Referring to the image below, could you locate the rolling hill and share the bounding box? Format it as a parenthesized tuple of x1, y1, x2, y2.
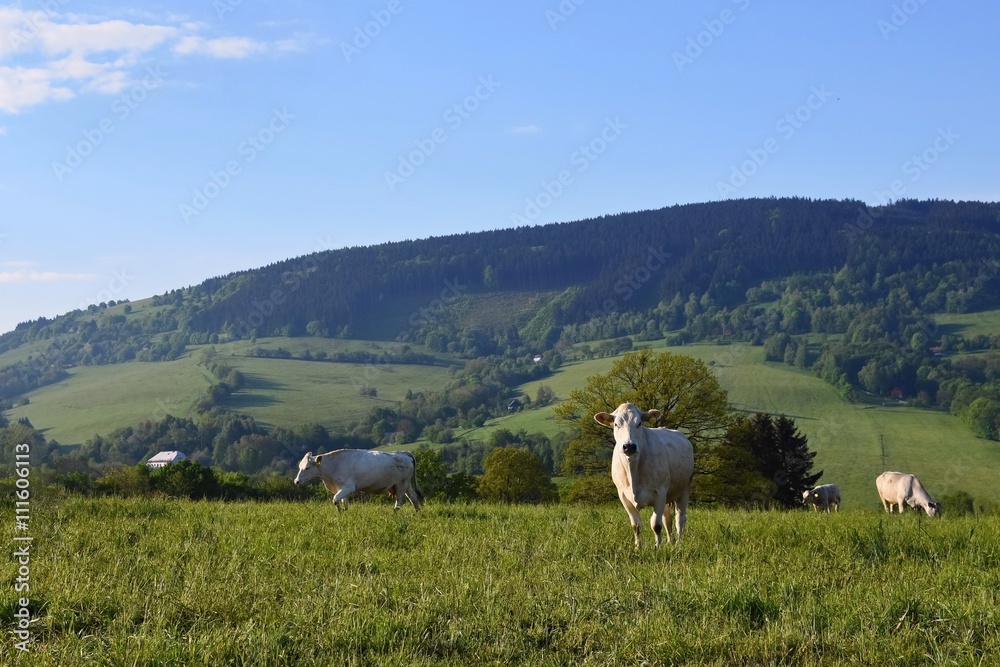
(2, 197, 1000, 508)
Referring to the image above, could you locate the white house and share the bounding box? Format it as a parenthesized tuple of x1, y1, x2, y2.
(146, 450, 188, 469)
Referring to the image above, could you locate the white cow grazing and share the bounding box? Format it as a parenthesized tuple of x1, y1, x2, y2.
(875, 471, 941, 517)
(294, 449, 424, 511)
(595, 403, 694, 548)
(802, 483, 841, 513)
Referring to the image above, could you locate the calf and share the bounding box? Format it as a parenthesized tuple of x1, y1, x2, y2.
(802, 483, 841, 513)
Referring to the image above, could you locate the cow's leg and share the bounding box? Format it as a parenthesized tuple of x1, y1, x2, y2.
(674, 490, 690, 540)
(390, 483, 406, 511)
(332, 486, 353, 511)
(649, 502, 666, 548)
(880, 497, 890, 513)
(619, 494, 642, 549)
(403, 482, 423, 511)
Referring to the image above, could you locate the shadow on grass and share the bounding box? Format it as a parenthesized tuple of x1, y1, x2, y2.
(222, 372, 286, 408)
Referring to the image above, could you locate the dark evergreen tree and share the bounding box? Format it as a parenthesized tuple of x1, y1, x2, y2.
(723, 413, 822, 508)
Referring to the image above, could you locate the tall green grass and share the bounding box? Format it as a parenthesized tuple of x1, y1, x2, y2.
(3, 497, 999, 665)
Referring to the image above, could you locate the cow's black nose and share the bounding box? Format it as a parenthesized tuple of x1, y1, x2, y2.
(622, 443, 637, 455)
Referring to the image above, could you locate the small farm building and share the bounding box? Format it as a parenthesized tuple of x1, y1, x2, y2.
(146, 450, 188, 469)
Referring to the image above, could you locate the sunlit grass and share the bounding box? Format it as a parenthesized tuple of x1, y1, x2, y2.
(2, 497, 999, 665)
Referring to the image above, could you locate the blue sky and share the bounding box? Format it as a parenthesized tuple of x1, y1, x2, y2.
(1, 0, 998, 334)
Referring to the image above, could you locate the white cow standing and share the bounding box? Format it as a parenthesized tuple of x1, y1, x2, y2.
(875, 471, 941, 517)
(802, 483, 841, 513)
(595, 403, 694, 548)
(293, 449, 424, 511)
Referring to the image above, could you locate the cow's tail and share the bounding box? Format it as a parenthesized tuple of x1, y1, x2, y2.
(406, 451, 425, 509)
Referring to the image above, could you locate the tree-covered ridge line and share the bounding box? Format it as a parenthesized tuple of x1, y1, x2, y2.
(6, 198, 998, 349)
(2, 197, 1000, 441)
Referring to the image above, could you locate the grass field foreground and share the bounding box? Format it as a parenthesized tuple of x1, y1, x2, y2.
(2, 497, 999, 665)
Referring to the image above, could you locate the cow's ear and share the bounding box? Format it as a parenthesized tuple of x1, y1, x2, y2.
(643, 409, 662, 424)
(315, 455, 323, 464)
(594, 412, 614, 427)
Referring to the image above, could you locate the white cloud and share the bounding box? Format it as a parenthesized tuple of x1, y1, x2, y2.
(0, 65, 75, 114)
(510, 124, 542, 135)
(38, 20, 178, 58)
(173, 35, 266, 59)
(0, 270, 98, 283)
(0, 8, 304, 114)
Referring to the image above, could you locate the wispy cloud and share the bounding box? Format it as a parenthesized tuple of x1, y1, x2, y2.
(0, 270, 98, 283)
(0, 8, 306, 114)
(3, 260, 37, 268)
(510, 124, 542, 135)
(173, 35, 267, 59)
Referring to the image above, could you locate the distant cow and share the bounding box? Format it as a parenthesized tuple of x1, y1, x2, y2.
(875, 471, 941, 517)
(293, 449, 424, 511)
(595, 403, 694, 548)
(802, 484, 841, 513)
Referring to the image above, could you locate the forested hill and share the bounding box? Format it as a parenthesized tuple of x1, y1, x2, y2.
(5, 196, 1000, 453)
(154, 198, 1000, 340)
(4, 198, 1000, 352)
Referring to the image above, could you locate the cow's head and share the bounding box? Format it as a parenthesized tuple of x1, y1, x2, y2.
(293, 452, 323, 486)
(925, 501, 942, 517)
(802, 489, 813, 505)
(594, 403, 661, 457)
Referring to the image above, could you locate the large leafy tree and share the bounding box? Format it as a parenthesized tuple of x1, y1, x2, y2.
(554, 348, 730, 476)
(477, 447, 557, 504)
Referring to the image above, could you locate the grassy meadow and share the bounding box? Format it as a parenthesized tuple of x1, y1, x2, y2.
(8, 330, 1000, 511)
(504, 342, 1000, 511)
(5, 337, 459, 444)
(3, 496, 999, 666)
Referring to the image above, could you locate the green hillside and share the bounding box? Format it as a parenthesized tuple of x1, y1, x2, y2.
(9, 323, 1000, 511)
(7, 337, 459, 445)
(490, 341, 1000, 510)
(8, 358, 213, 445)
(3, 198, 1000, 506)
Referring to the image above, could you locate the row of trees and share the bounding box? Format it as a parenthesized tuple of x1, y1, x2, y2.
(1, 349, 820, 509)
